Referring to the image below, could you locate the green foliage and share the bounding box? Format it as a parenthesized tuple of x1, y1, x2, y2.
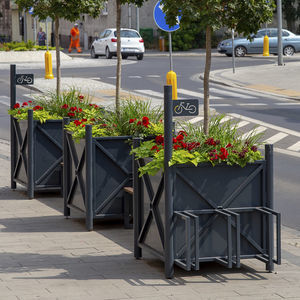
(0, 41, 60, 51)
(161, 0, 275, 37)
(282, 0, 300, 31)
(13, 47, 29, 51)
(65, 99, 164, 142)
(132, 115, 264, 176)
(140, 28, 154, 49)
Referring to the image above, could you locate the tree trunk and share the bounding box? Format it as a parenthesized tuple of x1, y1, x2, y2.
(115, 0, 122, 115)
(55, 17, 61, 96)
(203, 25, 212, 136)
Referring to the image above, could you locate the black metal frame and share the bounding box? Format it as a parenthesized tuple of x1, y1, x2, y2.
(63, 124, 133, 231)
(133, 85, 281, 278)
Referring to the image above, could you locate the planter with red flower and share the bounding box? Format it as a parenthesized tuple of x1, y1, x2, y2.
(63, 100, 163, 231)
(131, 114, 281, 278)
(8, 89, 100, 198)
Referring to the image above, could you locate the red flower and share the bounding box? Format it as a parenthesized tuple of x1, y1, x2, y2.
(94, 104, 98, 108)
(142, 116, 150, 127)
(33, 105, 43, 110)
(81, 118, 87, 122)
(151, 145, 159, 151)
(113, 124, 117, 127)
(22, 102, 28, 106)
(226, 143, 232, 148)
(89, 104, 93, 107)
(129, 118, 136, 124)
(137, 121, 142, 126)
(173, 144, 182, 150)
(155, 135, 164, 144)
(219, 148, 229, 160)
(90, 118, 95, 122)
(176, 134, 184, 141)
(74, 120, 82, 126)
(70, 106, 77, 112)
(172, 138, 177, 143)
(79, 95, 84, 99)
(61, 104, 69, 109)
(28, 100, 32, 104)
(13, 103, 20, 109)
(210, 154, 218, 161)
(101, 124, 107, 127)
(68, 112, 75, 117)
(205, 137, 216, 146)
(82, 124, 85, 128)
(17, 110, 21, 114)
(251, 145, 258, 152)
(178, 131, 187, 137)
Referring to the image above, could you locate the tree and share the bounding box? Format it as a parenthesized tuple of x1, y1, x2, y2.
(282, 0, 300, 32)
(115, 0, 147, 114)
(15, 0, 105, 96)
(161, 0, 275, 134)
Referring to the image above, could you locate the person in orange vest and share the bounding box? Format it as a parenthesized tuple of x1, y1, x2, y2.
(68, 23, 82, 53)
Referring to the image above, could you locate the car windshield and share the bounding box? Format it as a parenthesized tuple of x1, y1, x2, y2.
(114, 30, 140, 38)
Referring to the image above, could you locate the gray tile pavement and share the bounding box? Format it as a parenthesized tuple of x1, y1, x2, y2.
(1, 137, 300, 299)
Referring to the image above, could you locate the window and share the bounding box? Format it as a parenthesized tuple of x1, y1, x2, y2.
(256, 30, 266, 38)
(99, 31, 106, 39)
(114, 30, 140, 38)
(282, 30, 290, 37)
(102, 1, 108, 15)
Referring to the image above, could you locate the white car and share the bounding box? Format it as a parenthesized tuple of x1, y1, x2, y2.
(91, 28, 145, 60)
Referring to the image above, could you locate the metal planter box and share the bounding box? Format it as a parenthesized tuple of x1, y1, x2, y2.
(133, 145, 281, 278)
(11, 110, 63, 198)
(64, 125, 133, 231)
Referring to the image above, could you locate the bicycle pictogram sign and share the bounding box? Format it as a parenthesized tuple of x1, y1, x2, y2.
(172, 99, 199, 117)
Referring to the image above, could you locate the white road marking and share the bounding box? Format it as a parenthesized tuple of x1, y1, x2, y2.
(108, 76, 117, 79)
(287, 141, 300, 152)
(135, 89, 164, 98)
(241, 126, 267, 140)
(147, 75, 161, 78)
(229, 113, 300, 138)
(189, 116, 204, 124)
(235, 121, 250, 129)
(275, 103, 300, 106)
(210, 88, 257, 99)
(0, 100, 9, 106)
(273, 147, 300, 158)
(129, 76, 142, 79)
(220, 116, 233, 123)
(210, 104, 232, 107)
(264, 132, 288, 144)
(177, 88, 222, 99)
(238, 103, 267, 106)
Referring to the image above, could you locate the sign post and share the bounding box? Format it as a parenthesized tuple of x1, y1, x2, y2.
(154, 1, 181, 99)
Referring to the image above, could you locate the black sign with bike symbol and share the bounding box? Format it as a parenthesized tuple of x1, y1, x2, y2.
(172, 99, 199, 117)
(15, 74, 34, 85)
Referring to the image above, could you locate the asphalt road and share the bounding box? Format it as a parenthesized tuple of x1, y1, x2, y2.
(0, 54, 299, 230)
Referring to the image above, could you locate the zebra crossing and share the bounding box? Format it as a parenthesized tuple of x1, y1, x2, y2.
(132, 88, 300, 156)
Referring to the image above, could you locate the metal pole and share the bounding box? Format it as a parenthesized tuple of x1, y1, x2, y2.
(27, 109, 34, 199)
(277, 0, 283, 65)
(168, 32, 173, 70)
(133, 137, 143, 259)
(46, 18, 49, 51)
(63, 117, 71, 217)
(164, 85, 174, 278)
(128, 4, 132, 28)
(23, 10, 27, 42)
(265, 144, 274, 272)
(10, 64, 17, 189)
(85, 125, 94, 231)
(33, 17, 37, 45)
(231, 29, 235, 74)
(136, 6, 140, 32)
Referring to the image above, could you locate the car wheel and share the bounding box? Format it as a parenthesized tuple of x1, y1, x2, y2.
(105, 47, 112, 59)
(91, 47, 99, 59)
(225, 53, 232, 57)
(283, 45, 295, 56)
(122, 55, 128, 59)
(137, 54, 144, 61)
(235, 46, 247, 57)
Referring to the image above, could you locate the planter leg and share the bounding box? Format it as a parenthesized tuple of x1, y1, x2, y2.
(85, 125, 93, 231)
(27, 109, 34, 199)
(63, 118, 70, 218)
(123, 193, 132, 229)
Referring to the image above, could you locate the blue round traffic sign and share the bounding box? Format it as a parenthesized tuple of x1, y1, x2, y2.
(153, 1, 181, 32)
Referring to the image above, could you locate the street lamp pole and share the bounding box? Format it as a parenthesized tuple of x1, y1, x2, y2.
(277, 0, 283, 65)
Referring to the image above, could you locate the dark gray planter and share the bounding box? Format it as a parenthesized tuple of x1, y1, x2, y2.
(133, 143, 281, 277)
(64, 124, 133, 231)
(11, 110, 63, 198)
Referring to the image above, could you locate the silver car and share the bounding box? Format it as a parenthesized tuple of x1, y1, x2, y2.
(218, 28, 300, 57)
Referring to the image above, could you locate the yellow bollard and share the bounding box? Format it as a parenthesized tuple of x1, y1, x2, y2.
(263, 35, 269, 56)
(45, 51, 54, 79)
(166, 70, 178, 100)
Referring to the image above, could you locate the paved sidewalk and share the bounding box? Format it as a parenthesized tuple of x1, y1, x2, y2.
(0, 139, 300, 299)
(206, 59, 300, 100)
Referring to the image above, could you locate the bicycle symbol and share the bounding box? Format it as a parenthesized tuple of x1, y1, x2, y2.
(174, 101, 197, 115)
(16, 75, 33, 85)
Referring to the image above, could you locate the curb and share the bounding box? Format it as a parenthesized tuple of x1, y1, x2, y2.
(199, 73, 300, 101)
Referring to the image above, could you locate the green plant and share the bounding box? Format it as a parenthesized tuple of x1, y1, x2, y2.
(140, 28, 154, 49)
(132, 115, 264, 176)
(26, 40, 34, 50)
(64, 99, 164, 142)
(13, 47, 29, 51)
(8, 101, 62, 123)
